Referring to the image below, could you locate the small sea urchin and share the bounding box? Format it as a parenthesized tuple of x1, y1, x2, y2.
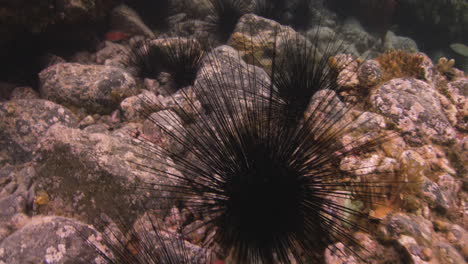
(125, 37, 205, 92)
(205, 0, 252, 42)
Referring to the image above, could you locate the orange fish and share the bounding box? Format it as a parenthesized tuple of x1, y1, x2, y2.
(104, 31, 131, 42)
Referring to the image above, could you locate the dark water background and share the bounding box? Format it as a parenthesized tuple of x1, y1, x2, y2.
(0, 0, 467, 90)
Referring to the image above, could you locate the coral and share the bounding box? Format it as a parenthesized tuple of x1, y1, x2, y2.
(375, 50, 426, 81)
(436, 57, 456, 76)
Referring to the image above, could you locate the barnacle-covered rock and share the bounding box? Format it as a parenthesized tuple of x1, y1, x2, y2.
(39, 63, 138, 115)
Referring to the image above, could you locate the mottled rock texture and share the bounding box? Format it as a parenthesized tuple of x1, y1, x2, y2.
(33, 124, 176, 227)
(0, 99, 77, 165)
(0, 164, 34, 241)
(370, 78, 456, 145)
(39, 63, 138, 114)
(0, 216, 104, 264)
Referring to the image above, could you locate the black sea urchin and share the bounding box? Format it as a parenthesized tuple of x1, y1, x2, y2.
(130, 27, 393, 263)
(125, 37, 205, 92)
(205, 0, 252, 42)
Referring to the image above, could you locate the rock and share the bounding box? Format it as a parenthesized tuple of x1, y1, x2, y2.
(340, 17, 376, 54)
(446, 225, 468, 249)
(380, 213, 433, 247)
(370, 78, 456, 145)
(9, 86, 40, 100)
(70, 51, 96, 64)
(0, 99, 78, 165)
(0, 216, 105, 263)
(420, 177, 450, 212)
(0, 0, 115, 38)
(39, 63, 138, 114)
(0, 82, 17, 100)
(78, 115, 96, 129)
(120, 90, 164, 121)
(331, 54, 360, 87)
(434, 242, 465, 264)
(162, 86, 204, 122)
(324, 242, 358, 264)
(0, 164, 35, 241)
(229, 14, 304, 65)
(436, 173, 461, 211)
(34, 124, 177, 227)
(110, 4, 156, 38)
(446, 79, 468, 131)
(195, 45, 271, 112)
(83, 123, 110, 134)
(396, 235, 430, 263)
(143, 78, 161, 94)
(95, 41, 128, 67)
(357, 59, 383, 87)
(306, 26, 336, 42)
(383, 31, 418, 53)
(142, 110, 185, 155)
(325, 232, 400, 264)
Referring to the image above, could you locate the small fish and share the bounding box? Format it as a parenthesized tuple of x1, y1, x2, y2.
(450, 43, 468, 57)
(104, 31, 131, 42)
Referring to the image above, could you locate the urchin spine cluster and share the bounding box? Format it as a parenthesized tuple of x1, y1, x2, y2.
(130, 28, 393, 263)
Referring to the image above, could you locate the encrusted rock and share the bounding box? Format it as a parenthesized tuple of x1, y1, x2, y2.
(34, 124, 177, 227)
(39, 63, 138, 114)
(0, 164, 35, 241)
(142, 110, 185, 154)
(195, 45, 271, 111)
(380, 213, 433, 247)
(370, 78, 456, 144)
(0, 216, 104, 263)
(446, 78, 468, 131)
(0, 99, 78, 165)
(0, 82, 16, 101)
(330, 54, 359, 87)
(9, 86, 40, 100)
(358, 59, 383, 87)
(396, 235, 430, 263)
(383, 31, 418, 53)
(420, 177, 450, 212)
(95, 41, 129, 67)
(120, 90, 164, 121)
(340, 17, 376, 54)
(325, 232, 400, 264)
(434, 242, 465, 264)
